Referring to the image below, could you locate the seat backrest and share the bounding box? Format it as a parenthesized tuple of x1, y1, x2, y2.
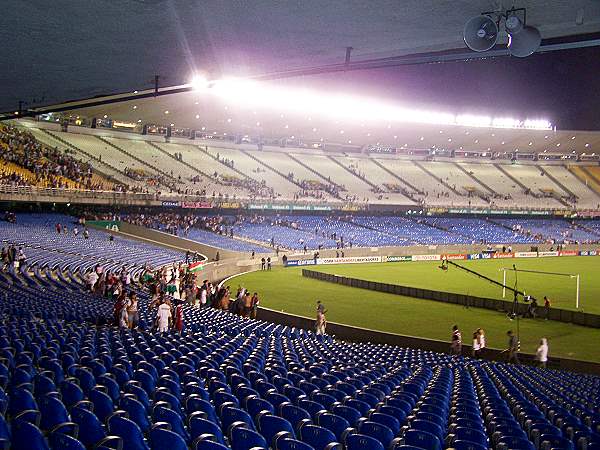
(332, 404, 362, 426)
(299, 424, 338, 450)
(71, 406, 106, 448)
(148, 427, 187, 450)
(277, 437, 316, 450)
(189, 414, 226, 445)
(107, 414, 150, 450)
(246, 396, 275, 420)
(11, 418, 49, 450)
(48, 432, 86, 450)
(401, 429, 441, 450)
(9, 387, 37, 417)
(89, 388, 114, 423)
(370, 412, 401, 435)
(193, 439, 229, 450)
(221, 406, 255, 432)
(120, 396, 150, 432)
(316, 413, 350, 441)
(345, 433, 385, 450)
(280, 403, 311, 432)
(258, 414, 295, 446)
(153, 406, 189, 441)
(230, 427, 268, 450)
(358, 420, 395, 448)
(39, 394, 69, 431)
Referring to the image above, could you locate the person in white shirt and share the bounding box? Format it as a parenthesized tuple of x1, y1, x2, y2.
(157, 300, 172, 333)
(86, 271, 98, 292)
(200, 287, 207, 307)
(536, 338, 548, 368)
(472, 331, 480, 358)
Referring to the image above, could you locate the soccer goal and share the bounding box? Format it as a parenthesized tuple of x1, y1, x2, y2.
(500, 267, 581, 309)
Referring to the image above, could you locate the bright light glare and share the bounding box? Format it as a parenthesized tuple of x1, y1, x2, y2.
(204, 78, 552, 130)
(189, 75, 209, 91)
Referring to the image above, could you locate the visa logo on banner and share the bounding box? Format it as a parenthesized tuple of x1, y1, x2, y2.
(285, 260, 316, 267)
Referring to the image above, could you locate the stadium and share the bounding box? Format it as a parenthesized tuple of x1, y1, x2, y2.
(1, 2, 600, 450)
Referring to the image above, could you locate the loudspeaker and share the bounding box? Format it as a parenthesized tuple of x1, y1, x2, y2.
(508, 25, 541, 57)
(464, 15, 499, 52)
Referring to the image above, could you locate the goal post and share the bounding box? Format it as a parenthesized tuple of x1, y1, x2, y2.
(500, 267, 581, 310)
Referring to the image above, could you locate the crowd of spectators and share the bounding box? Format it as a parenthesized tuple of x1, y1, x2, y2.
(122, 212, 199, 236)
(0, 124, 104, 190)
(135, 263, 261, 334)
(0, 167, 30, 187)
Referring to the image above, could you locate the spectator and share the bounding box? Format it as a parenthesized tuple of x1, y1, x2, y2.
(535, 338, 549, 368)
(451, 325, 462, 356)
(126, 293, 139, 329)
(261, 257, 266, 271)
(174, 302, 184, 334)
(157, 299, 172, 333)
(543, 296, 551, 320)
(267, 256, 272, 271)
(478, 328, 486, 357)
(316, 305, 327, 335)
(527, 297, 538, 318)
(250, 292, 260, 319)
(471, 331, 480, 359)
(506, 330, 519, 364)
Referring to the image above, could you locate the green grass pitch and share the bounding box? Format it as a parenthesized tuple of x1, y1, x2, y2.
(231, 257, 600, 362)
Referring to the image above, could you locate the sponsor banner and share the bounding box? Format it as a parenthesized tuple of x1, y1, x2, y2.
(181, 201, 212, 209)
(492, 253, 515, 259)
(559, 250, 579, 257)
(317, 256, 382, 265)
(284, 259, 317, 267)
(220, 202, 240, 209)
(387, 255, 413, 262)
(297, 259, 317, 266)
(412, 254, 441, 262)
(468, 253, 492, 260)
(514, 252, 538, 258)
(161, 201, 179, 207)
(249, 204, 332, 211)
(579, 250, 598, 256)
(442, 254, 467, 260)
(538, 251, 559, 257)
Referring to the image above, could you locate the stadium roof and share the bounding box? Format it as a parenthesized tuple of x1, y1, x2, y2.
(2, 0, 600, 113)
